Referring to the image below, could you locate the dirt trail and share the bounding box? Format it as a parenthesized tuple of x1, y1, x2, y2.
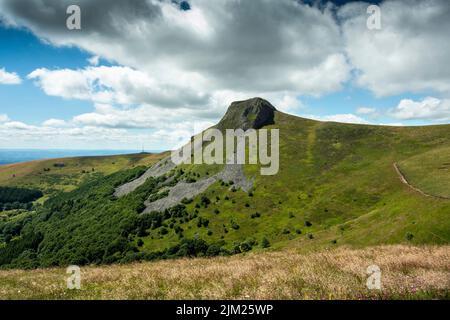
(393, 163, 449, 199)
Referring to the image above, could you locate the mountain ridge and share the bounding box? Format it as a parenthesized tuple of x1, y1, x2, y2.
(0, 98, 449, 269)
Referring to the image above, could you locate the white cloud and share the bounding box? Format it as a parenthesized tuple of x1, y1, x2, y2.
(27, 66, 210, 108)
(1, 0, 350, 99)
(389, 97, 450, 121)
(42, 118, 69, 127)
(87, 55, 100, 66)
(0, 67, 21, 84)
(303, 113, 370, 124)
(340, 0, 450, 97)
(2, 121, 34, 130)
(356, 107, 376, 115)
(0, 114, 10, 123)
(274, 94, 304, 113)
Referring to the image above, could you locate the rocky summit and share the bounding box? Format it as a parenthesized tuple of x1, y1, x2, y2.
(215, 97, 277, 131)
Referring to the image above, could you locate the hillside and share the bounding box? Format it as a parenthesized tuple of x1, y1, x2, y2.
(0, 245, 448, 299)
(0, 152, 167, 195)
(0, 98, 449, 271)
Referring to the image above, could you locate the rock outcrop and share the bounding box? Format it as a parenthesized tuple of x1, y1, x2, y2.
(114, 97, 276, 211)
(215, 97, 276, 131)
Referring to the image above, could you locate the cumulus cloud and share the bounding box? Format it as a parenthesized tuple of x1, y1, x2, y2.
(0, 67, 21, 84)
(303, 113, 370, 124)
(0, 0, 350, 97)
(356, 107, 376, 115)
(340, 0, 450, 96)
(389, 97, 450, 121)
(1, 0, 450, 150)
(27, 66, 210, 108)
(42, 118, 69, 127)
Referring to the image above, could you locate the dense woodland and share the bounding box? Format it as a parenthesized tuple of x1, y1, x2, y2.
(0, 167, 231, 269)
(0, 186, 43, 211)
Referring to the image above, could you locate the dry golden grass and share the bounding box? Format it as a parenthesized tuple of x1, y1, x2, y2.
(0, 245, 448, 300)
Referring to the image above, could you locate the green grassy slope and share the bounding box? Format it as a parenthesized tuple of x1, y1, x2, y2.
(0, 111, 449, 268)
(0, 152, 167, 195)
(398, 146, 450, 198)
(160, 112, 449, 253)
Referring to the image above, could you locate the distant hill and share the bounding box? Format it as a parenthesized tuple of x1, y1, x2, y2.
(0, 152, 167, 195)
(0, 98, 449, 270)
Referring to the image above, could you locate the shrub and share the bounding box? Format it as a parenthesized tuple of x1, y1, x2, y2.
(261, 237, 270, 248)
(307, 234, 314, 239)
(282, 228, 290, 234)
(239, 242, 252, 252)
(137, 239, 144, 247)
(181, 197, 193, 204)
(207, 230, 213, 236)
(305, 221, 312, 227)
(197, 217, 209, 228)
(200, 195, 211, 208)
(295, 229, 302, 234)
(206, 244, 221, 256)
(406, 232, 414, 241)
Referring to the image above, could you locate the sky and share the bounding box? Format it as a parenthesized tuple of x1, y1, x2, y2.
(0, 0, 449, 150)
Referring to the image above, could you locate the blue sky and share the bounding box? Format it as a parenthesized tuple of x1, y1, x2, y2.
(0, 0, 449, 150)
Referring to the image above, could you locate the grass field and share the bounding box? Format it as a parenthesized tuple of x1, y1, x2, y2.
(0, 245, 448, 299)
(0, 152, 167, 195)
(398, 146, 450, 198)
(139, 112, 450, 253)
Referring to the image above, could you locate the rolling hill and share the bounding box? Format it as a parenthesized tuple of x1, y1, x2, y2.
(0, 98, 449, 298)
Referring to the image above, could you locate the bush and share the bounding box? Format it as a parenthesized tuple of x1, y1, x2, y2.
(206, 244, 221, 256)
(295, 229, 302, 234)
(261, 237, 270, 248)
(305, 221, 312, 227)
(251, 212, 261, 219)
(200, 195, 211, 208)
(197, 217, 209, 228)
(137, 239, 144, 247)
(239, 242, 252, 252)
(181, 197, 193, 204)
(406, 232, 414, 241)
(282, 228, 290, 234)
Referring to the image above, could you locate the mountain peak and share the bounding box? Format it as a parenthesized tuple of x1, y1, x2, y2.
(216, 97, 277, 130)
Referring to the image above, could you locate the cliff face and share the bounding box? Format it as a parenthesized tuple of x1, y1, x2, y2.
(215, 97, 277, 131)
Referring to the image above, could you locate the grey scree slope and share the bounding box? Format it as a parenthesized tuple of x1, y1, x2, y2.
(114, 97, 276, 212)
